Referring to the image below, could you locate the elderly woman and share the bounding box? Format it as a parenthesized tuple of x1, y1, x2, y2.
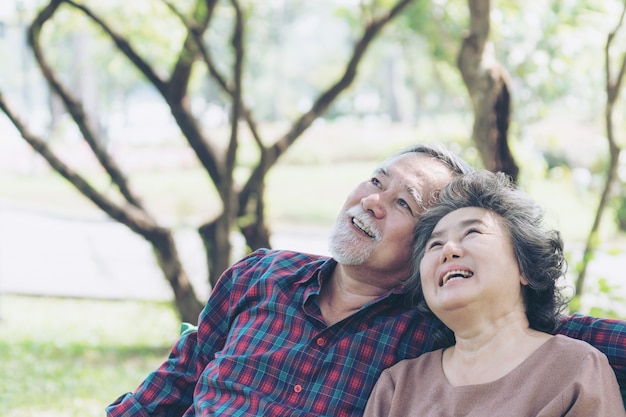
(364, 170, 625, 417)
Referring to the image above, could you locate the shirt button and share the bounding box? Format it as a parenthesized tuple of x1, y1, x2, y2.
(316, 337, 326, 347)
(294, 384, 303, 393)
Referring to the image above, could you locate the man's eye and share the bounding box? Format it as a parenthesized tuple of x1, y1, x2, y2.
(370, 177, 382, 187)
(398, 199, 413, 212)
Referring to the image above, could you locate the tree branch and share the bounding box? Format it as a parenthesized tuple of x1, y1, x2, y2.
(576, 2, 625, 297)
(238, 0, 416, 209)
(65, 0, 168, 94)
(269, 0, 416, 163)
(68, 0, 223, 185)
(225, 0, 244, 183)
(30, 0, 145, 209)
(0, 91, 159, 235)
(165, 0, 215, 102)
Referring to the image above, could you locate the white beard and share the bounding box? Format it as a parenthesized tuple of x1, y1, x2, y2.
(328, 209, 379, 265)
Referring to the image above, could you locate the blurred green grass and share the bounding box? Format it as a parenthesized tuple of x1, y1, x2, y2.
(0, 295, 180, 417)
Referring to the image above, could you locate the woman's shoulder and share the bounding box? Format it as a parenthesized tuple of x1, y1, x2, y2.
(548, 334, 611, 363)
(551, 333, 606, 351)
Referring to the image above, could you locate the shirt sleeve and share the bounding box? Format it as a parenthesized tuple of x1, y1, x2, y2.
(562, 349, 626, 416)
(555, 314, 626, 406)
(105, 250, 265, 417)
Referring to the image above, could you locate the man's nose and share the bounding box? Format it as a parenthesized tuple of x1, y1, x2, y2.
(361, 193, 386, 218)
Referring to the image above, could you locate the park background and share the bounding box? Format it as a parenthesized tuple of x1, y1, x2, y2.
(1, 0, 625, 415)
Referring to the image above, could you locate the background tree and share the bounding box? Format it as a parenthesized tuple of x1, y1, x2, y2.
(0, 0, 415, 323)
(575, 3, 626, 302)
(397, 0, 625, 310)
(1, 0, 624, 322)
(457, 0, 518, 181)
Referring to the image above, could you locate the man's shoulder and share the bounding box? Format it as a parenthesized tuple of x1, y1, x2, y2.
(222, 249, 332, 300)
(233, 248, 332, 278)
(243, 248, 330, 266)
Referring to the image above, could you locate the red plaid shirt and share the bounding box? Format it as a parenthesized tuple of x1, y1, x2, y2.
(107, 249, 626, 416)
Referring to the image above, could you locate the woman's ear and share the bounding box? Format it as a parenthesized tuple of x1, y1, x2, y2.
(519, 272, 529, 286)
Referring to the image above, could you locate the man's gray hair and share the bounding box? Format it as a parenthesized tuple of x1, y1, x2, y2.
(394, 144, 474, 177)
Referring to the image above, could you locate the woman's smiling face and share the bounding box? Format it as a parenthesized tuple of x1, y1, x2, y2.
(419, 206, 527, 320)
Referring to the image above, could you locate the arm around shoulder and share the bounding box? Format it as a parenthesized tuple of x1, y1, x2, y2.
(556, 313, 626, 404)
(563, 347, 626, 416)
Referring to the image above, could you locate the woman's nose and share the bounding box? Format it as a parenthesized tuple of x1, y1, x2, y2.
(361, 193, 386, 218)
(441, 240, 462, 263)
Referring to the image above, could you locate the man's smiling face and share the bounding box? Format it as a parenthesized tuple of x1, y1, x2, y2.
(329, 152, 455, 287)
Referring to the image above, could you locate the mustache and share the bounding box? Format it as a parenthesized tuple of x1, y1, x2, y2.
(345, 207, 381, 240)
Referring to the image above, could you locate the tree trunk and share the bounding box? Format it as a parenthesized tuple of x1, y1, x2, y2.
(148, 229, 204, 324)
(199, 215, 234, 290)
(457, 0, 519, 181)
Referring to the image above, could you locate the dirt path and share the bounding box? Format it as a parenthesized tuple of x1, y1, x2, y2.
(0, 202, 330, 301)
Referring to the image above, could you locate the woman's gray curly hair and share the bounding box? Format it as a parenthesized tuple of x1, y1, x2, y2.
(406, 170, 569, 333)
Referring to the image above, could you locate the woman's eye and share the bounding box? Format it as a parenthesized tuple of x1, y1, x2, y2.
(427, 241, 442, 250)
(370, 177, 381, 187)
(465, 228, 481, 237)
